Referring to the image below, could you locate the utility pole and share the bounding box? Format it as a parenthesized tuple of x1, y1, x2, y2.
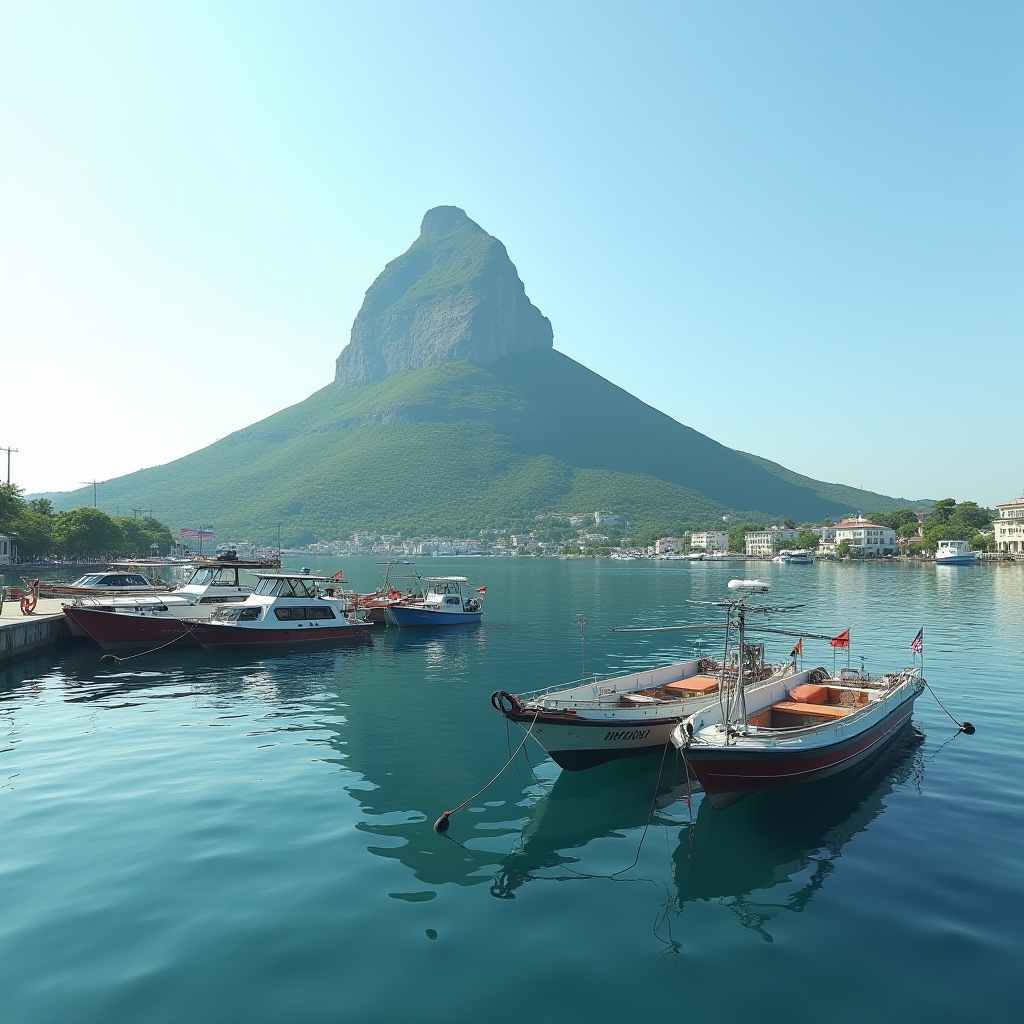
(79, 480, 102, 507)
(0, 446, 18, 485)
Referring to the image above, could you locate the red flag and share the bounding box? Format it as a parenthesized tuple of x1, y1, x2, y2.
(476, 586, 487, 595)
(791, 638, 803, 657)
(334, 571, 344, 582)
(830, 629, 850, 649)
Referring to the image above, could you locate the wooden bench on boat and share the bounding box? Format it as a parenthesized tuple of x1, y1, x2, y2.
(660, 675, 720, 698)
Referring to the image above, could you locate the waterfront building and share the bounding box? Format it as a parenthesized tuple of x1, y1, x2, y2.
(690, 531, 729, 552)
(655, 537, 681, 555)
(0, 532, 11, 565)
(994, 495, 1024, 553)
(832, 517, 898, 556)
(744, 527, 800, 556)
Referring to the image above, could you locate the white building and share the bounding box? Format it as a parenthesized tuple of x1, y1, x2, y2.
(655, 537, 681, 555)
(745, 527, 800, 557)
(832, 517, 898, 556)
(594, 511, 623, 527)
(690, 531, 729, 553)
(994, 495, 1024, 553)
(0, 532, 11, 565)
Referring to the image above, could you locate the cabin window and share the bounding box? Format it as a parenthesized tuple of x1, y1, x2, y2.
(274, 605, 336, 621)
(189, 570, 215, 586)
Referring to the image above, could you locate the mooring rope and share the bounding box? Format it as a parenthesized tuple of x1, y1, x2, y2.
(922, 676, 975, 734)
(98, 622, 198, 666)
(434, 705, 542, 832)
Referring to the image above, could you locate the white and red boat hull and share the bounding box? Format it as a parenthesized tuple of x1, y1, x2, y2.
(63, 606, 195, 651)
(681, 697, 918, 808)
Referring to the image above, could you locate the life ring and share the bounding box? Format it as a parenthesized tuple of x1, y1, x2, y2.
(490, 691, 522, 716)
(21, 592, 37, 614)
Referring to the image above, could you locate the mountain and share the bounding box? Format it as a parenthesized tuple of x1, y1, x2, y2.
(41, 207, 926, 542)
(335, 206, 552, 386)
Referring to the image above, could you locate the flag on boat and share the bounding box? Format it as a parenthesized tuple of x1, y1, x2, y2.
(476, 586, 487, 595)
(334, 570, 344, 582)
(830, 628, 851, 649)
(790, 638, 803, 657)
(911, 628, 924, 654)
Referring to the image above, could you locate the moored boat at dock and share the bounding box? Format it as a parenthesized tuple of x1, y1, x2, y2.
(61, 558, 278, 650)
(187, 572, 371, 648)
(384, 576, 483, 628)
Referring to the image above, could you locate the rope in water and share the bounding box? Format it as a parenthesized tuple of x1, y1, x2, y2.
(434, 706, 541, 832)
(922, 676, 975, 734)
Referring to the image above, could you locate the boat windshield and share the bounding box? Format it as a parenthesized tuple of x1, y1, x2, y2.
(254, 577, 317, 598)
(71, 574, 104, 587)
(187, 569, 215, 586)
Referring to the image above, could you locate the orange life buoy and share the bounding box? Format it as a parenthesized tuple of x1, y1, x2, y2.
(21, 592, 37, 614)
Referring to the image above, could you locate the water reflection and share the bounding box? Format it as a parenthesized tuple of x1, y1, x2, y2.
(492, 725, 926, 943)
(671, 725, 926, 941)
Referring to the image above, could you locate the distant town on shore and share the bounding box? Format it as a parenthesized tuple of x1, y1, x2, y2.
(4, 488, 1020, 566)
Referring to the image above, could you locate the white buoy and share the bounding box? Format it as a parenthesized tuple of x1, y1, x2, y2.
(728, 579, 769, 593)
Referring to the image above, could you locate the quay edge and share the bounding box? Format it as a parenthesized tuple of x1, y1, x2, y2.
(0, 600, 75, 664)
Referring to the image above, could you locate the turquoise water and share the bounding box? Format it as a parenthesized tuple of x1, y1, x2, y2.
(2, 558, 1022, 1023)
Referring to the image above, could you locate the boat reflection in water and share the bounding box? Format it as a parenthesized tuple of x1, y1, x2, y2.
(491, 725, 925, 934)
(673, 724, 925, 940)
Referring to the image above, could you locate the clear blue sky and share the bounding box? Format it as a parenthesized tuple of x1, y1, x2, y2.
(1, 1, 1020, 507)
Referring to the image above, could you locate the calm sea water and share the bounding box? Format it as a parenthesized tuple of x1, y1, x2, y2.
(2, 558, 1022, 1023)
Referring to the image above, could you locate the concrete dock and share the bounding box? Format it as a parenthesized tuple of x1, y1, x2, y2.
(0, 598, 73, 663)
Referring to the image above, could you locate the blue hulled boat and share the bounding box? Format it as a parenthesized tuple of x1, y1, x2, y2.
(384, 576, 483, 628)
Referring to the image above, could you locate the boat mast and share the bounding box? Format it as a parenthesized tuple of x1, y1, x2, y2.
(735, 597, 749, 734)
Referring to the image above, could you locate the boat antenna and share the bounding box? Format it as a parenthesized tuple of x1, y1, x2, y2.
(576, 614, 587, 682)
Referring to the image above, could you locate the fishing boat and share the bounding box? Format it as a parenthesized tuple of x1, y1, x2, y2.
(935, 540, 981, 565)
(671, 581, 925, 809)
(61, 558, 276, 650)
(356, 561, 423, 623)
(383, 576, 483, 628)
(186, 572, 371, 648)
(492, 649, 792, 770)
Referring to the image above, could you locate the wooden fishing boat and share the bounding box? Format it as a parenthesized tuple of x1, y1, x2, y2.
(671, 581, 925, 808)
(492, 651, 792, 771)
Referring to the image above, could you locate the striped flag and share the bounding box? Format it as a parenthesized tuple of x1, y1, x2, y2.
(790, 638, 803, 657)
(476, 586, 487, 595)
(911, 628, 924, 654)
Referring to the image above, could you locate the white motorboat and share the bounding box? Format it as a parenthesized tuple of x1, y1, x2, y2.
(492, 652, 792, 770)
(62, 558, 282, 648)
(187, 572, 371, 648)
(384, 576, 483, 627)
(935, 540, 981, 565)
(773, 549, 814, 564)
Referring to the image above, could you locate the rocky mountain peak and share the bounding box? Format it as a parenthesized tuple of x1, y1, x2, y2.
(335, 207, 553, 387)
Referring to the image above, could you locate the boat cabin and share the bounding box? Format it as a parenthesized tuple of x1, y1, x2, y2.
(206, 573, 357, 624)
(67, 571, 160, 590)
